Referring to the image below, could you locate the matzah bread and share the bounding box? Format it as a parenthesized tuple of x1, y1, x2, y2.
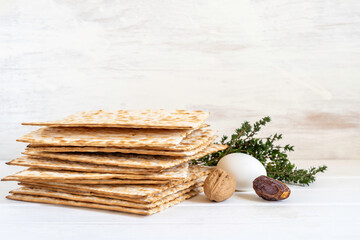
(17, 127, 196, 148)
(22, 144, 228, 169)
(2, 164, 189, 181)
(10, 165, 213, 199)
(19, 177, 205, 203)
(25, 140, 211, 157)
(5, 109, 219, 215)
(6, 188, 201, 215)
(27, 128, 216, 152)
(7, 156, 187, 174)
(10, 185, 202, 209)
(22, 109, 209, 129)
(17, 179, 169, 185)
(26, 132, 217, 156)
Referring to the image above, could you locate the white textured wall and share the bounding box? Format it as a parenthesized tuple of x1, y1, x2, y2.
(1, 0, 359, 161)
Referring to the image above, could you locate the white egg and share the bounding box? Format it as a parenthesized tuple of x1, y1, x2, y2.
(217, 153, 267, 191)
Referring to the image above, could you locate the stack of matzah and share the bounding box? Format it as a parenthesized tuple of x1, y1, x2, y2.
(2, 110, 227, 215)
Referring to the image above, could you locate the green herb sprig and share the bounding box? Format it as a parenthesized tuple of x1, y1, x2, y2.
(191, 116, 327, 185)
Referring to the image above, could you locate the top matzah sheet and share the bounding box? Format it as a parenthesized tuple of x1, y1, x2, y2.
(22, 110, 209, 129)
(17, 127, 195, 148)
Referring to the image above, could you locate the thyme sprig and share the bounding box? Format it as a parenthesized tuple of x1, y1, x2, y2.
(191, 116, 327, 185)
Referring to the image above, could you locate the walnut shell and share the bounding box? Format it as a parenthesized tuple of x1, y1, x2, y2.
(203, 168, 236, 202)
(253, 175, 291, 201)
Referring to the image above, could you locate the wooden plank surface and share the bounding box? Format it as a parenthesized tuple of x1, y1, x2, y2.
(1, 160, 359, 240)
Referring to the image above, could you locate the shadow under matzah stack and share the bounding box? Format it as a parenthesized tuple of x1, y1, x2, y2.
(2, 110, 227, 215)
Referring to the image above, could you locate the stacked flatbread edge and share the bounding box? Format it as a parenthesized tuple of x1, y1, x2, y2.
(3, 109, 227, 215)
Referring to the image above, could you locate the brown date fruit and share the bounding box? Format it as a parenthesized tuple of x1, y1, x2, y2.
(253, 175, 291, 201)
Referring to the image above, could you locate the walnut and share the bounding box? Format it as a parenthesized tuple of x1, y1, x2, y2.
(203, 168, 236, 202)
(253, 175, 291, 201)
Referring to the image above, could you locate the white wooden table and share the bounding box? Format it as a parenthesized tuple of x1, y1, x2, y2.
(1, 160, 359, 240)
